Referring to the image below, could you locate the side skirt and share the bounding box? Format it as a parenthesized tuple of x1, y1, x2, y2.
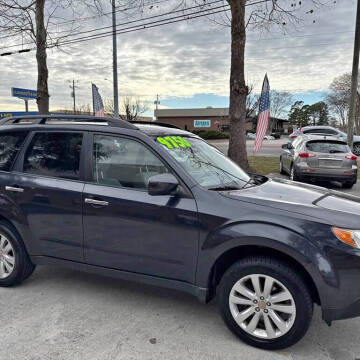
(31, 255, 208, 303)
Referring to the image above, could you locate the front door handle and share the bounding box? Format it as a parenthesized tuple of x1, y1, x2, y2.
(84, 198, 109, 206)
(5, 186, 24, 193)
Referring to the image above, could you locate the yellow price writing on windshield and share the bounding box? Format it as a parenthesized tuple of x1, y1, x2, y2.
(157, 136, 191, 149)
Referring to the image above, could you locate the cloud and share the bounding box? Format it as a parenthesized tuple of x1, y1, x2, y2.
(0, 0, 356, 112)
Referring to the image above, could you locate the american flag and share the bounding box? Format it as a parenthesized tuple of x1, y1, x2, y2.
(254, 74, 270, 153)
(92, 83, 105, 117)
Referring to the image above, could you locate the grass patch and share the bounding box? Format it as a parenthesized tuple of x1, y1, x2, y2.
(248, 156, 279, 175)
(248, 156, 360, 178)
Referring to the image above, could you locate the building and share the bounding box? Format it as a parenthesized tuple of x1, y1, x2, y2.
(155, 107, 289, 134)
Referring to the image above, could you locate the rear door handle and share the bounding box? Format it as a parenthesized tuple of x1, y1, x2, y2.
(5, 186, 24, 193)
(84, 198, 109, 206)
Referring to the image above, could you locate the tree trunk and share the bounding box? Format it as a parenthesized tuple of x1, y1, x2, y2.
(227, 0, 249, 170)
(35, 0, 49, 114)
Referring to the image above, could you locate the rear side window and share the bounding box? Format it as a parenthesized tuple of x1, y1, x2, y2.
(23, 132, 83, 180)
(0, 132, 28, 171)
(303, 128, 337, 135)
(306, 141, 349, 154)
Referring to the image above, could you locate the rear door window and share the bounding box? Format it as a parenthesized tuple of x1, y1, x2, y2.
(23, 132, 83, 180)
(306, 141, 349, 154)
(0, 131, 28, 171)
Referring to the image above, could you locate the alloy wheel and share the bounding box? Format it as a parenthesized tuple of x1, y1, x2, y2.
(353, 144, 360, 156)
(0, 234, 15, 279)
(228, 274, 296, 340)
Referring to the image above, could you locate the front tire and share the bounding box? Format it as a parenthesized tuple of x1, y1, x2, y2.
(353, 143, 360, 156)
(217, 257, 313, 350)
(0, 221, 36, 287)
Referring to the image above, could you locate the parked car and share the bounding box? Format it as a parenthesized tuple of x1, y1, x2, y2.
(289, 126, 360, 155)
(247, 132, 256, 139)
(3, 115, 360, 350)
(264, 135, 275, 140)
(280, 134, 358, 188)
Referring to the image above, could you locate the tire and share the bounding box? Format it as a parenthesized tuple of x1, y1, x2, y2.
(217, 257, 313, 350)
(343, 181, 355, 189)
(0, 221, 36, 287)
(289, 164, 299, 181)
(279, 158, 286, 175)
(353, 143, 360, 156)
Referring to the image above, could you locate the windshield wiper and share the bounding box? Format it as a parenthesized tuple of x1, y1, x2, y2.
(208, 185, 242, 191)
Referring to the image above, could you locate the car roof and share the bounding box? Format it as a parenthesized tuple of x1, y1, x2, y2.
(302, 134, 347, 143)
(302, 125, 337, 130)
(0, 115, 196, 138)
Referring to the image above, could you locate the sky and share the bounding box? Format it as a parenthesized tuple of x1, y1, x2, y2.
(0, 0, 357, 118)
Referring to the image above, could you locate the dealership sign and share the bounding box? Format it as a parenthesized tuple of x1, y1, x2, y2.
(11, 87, 37, 100)
(194, 119, 211, 128)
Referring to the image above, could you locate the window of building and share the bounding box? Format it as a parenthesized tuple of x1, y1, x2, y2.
(23, 132, 83, 180)
(0, 131, 28, 171)
(93, 135, 168, 189)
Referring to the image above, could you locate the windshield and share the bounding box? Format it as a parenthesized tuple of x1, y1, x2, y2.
(154, 135, 251, 189)
(306, 140, 349, 154)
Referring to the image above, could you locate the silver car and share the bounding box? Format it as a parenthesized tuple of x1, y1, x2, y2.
(280, 135, 358, 188)
(289, 125, 360, 155)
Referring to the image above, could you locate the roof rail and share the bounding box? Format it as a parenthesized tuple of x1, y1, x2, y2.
(129, 121, 182, 130)
(0, 115, 138, 130)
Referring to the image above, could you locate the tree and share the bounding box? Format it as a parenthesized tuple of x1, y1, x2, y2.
(268, 90, 293, 132)
(105, 97, 148, 121)
(288, 101, 310, 128)
(0, 0, 102, 114)
(307, 101, 329, 126)
(326, 73, 351, 129)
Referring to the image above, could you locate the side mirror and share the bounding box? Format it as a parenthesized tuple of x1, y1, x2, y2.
(148, 173, 179, 196)
(282, 143, 292, 150)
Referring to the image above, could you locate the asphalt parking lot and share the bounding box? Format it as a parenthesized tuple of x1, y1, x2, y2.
(209, 138, 287, 157)
(3, 265, 360, 360)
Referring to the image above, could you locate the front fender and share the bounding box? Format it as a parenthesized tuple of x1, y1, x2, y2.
(195, 221, 336, 309)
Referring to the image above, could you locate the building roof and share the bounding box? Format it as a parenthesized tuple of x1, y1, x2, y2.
(155, 107, 229, 118)
(155, 107, 288, 122)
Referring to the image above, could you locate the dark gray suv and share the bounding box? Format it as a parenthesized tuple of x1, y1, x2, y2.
(2, 115, 360, 350)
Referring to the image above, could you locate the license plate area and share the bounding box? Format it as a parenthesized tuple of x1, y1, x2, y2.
(319, 159, 342, 168)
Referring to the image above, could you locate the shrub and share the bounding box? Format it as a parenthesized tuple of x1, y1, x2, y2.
(193, 130, 229, 140)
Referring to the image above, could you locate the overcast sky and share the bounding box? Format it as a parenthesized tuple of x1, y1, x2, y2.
(0, 0, 357, 116)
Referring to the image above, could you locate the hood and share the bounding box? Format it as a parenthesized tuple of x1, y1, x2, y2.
(223, 178, 360, 228)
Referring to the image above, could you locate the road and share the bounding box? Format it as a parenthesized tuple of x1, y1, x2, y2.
(208, 138, 287, 157)
(2, 266, 360, 360)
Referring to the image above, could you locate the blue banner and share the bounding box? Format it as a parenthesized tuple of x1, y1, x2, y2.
(11, 87, 37, 100)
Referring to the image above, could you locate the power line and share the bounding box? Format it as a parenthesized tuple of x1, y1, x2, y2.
(0, 0, 229, 51)
(1, 0, 270, 53)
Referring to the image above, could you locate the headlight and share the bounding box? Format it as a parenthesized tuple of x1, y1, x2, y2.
(332, 227, 360, 248)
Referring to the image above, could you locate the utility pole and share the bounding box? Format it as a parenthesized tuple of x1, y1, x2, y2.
(154, 94, 160, 110)
(68, 80, 79, 113)
(112, 0, 119, 118)
(348, 0, 360, 149)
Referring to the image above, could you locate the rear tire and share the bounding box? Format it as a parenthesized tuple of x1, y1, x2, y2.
(343, 181, 355, 189)
(217, 257, 313, 350)
(0, 221, 36, 287)
(290, 164, 299, 181)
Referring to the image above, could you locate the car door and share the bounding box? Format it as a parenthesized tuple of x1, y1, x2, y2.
(9, 130, 86, 262)
(83, 133, 199, 283)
